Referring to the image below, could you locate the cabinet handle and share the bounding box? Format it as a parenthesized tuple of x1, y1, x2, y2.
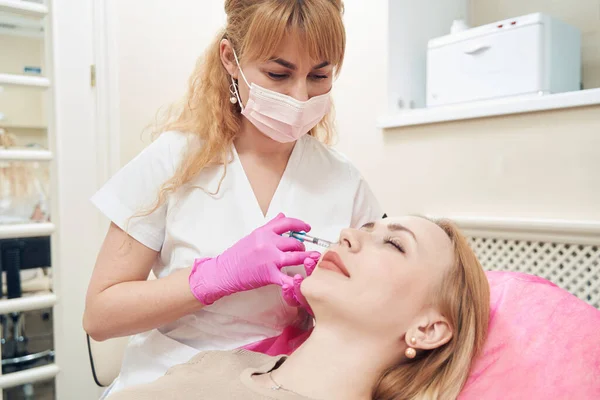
(464, 44, 491, 55)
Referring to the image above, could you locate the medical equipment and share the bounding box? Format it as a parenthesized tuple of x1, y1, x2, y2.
(289, 232, 332, 248)
(426, 13, 581, 106)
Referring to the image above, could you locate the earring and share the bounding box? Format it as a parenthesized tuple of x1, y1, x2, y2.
(405, 337, 417, 359)
(229, 82, 238, 104)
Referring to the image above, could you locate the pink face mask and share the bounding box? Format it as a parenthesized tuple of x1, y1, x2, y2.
(232, 50, 331, 143)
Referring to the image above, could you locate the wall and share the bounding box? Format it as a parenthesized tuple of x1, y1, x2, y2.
(471, 0, 600, 89)
(112, 0, 600, 224)
(334, 0, 600, 221)
(112, 0, 226, 165)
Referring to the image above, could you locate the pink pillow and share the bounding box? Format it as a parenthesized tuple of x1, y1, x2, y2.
(460, 271, 600, 399)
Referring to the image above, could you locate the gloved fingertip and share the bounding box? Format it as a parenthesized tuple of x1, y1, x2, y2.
(282, 284, 290, 290)
(309, 252, 321, 259)
(293, 274, 303, 281)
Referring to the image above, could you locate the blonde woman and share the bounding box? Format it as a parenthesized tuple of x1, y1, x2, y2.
(108, 216, 491, 400)
(84, 0, 383, 395)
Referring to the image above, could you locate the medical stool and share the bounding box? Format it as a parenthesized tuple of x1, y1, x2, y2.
(0, 236, 54, 399)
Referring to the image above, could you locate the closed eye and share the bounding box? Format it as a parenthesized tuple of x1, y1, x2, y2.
(267, 72, 289, 80)
(385, 237, 405, 254)
(310, 74, 329, 80)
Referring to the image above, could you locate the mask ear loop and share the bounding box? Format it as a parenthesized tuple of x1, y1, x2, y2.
(231, 48, 251, 88)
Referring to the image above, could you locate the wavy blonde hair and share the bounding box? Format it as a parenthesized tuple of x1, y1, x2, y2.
(145, 0, 346, 212)
(372, 219, 490, 400)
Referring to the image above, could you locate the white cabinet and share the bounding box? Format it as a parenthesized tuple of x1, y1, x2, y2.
(426, 13, 581, 107)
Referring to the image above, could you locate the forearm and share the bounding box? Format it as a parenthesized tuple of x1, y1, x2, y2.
(84, 267, 203, 341)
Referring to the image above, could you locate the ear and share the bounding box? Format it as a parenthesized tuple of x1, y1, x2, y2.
(405, 311, 453, 351)
(219, 39, 238, 79)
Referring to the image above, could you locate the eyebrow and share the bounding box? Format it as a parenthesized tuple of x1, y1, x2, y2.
(270, 58, 330, 70)
(388, 223, 417, 242)
(361, 222, 417, 242)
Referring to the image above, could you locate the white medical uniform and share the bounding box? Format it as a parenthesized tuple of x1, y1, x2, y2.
(91, 131, 382, 396)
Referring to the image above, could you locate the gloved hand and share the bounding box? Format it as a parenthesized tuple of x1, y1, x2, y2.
(189, 213, 321, 306)
(282, 257, 318, 316)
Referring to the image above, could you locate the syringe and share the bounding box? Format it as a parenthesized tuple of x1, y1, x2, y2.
(289, 231, 333, 248)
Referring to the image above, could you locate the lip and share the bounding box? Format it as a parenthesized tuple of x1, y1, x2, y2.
(318, 251, 350, 278)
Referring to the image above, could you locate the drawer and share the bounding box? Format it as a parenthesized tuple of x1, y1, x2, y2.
(427, 24, 543, 106)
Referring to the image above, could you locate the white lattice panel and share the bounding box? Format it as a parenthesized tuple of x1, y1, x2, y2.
(468, 237, 600, 309)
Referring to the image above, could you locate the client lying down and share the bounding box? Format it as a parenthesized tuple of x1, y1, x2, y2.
(108, 216, 490, 400)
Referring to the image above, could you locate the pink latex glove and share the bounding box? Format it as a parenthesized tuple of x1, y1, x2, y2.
(189, 213, 321, 306)
(282, 257, 318, 316)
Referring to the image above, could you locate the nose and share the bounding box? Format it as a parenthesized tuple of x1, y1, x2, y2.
(289, 79, 309, 102)
(338, 228, 362, 253)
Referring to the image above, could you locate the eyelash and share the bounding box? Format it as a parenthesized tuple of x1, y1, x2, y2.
(267, 72, 329, 81)
(385, 237, 405, 254)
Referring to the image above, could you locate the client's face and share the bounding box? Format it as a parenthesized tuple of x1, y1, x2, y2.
(303, 216, 454, 337)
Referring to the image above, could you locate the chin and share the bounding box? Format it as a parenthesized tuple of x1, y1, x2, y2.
(302, 272, 332, 301)
(302, 270, 347, 310)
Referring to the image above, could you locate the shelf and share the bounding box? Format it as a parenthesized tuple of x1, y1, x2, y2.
(0, 73, 50, 88)
(0, 0, 48, 18)
(0, 149, 52, 161)
(0, 123, 47, 130)
(0, 222, 55, 239)
(377, 88, 600, 128)
(0, 293, 56, 314)
(0, 364, 59, 389)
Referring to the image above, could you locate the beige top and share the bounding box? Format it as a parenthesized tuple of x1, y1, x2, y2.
(107, 349, 316, 400)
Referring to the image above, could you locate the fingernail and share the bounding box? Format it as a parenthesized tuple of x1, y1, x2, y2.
(294, 274, 303, 281)
(309, 252, 321, 259)
(282, 284, 289, 290)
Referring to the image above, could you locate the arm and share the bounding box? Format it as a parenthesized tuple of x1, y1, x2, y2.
(83, 223, 203, 341)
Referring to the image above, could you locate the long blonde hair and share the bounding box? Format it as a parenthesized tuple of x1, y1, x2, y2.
(147, 0, 346, 211)
(372, 219, 490, 400)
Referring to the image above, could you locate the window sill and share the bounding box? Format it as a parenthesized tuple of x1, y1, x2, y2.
(377, 88, 600, 129)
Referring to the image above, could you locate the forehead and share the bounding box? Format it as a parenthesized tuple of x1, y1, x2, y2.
(269, 34, 328, 65)
(367, 217, 453, 259)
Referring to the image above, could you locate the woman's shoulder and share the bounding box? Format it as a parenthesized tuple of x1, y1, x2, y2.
(300, 135, 362, 181)
(149, 131, 201, 154)
(134, 131, 202, 170)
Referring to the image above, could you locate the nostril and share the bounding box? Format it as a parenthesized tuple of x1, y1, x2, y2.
(343, 238, 351, 248)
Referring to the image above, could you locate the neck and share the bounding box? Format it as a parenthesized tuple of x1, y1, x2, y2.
(234, 118, 295, 157)
(271, 325, 396, 400)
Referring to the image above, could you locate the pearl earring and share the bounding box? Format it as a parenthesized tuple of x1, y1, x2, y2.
(405, 337, 417, 359)
(229, 82, 238, 104)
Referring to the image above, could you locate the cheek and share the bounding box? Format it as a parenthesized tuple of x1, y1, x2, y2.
(308, 80, 333, 97)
